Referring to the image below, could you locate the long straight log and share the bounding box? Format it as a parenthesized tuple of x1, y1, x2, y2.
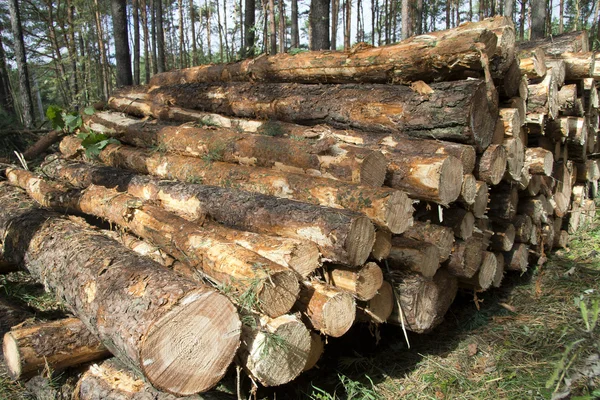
(57, 139, 412, 235)
(0, 183, 241, 396)
(147, 23, 498, 86)
(149, 79, 498, 151)
(547, 52, 600, 80)
(87, 112, 387, 187)
(6, 169, 300, 318)
(44, 156, 376, 266)
(518, 30, 589, 56)
(3, 318, 110, 380)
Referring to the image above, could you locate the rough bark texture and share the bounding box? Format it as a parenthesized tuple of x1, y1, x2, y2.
(401, 221, 455, 263)
(148, 24, 497, 86)
(387, 269, 458, 334)
(518, 30, 589, 56)
(3, 317, 110, 380)
(548, 52, 600, 80)
(45, 155, 375, 266)
(57, 139, 410, 235)
(0, 183, 241, 396)
(149, 79, 498, 152)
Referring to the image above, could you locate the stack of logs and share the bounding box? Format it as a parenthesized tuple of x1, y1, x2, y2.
(1, 16, 598, 398)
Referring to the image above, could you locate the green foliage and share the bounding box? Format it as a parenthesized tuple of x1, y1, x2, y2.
(46, 104, 91, 133)
(46, 105, 65, 129)
(76, 131, 120, 159)
(257, 120, 285, 137)
(258, 331, 290, 358)
(288, 48, 307, 55)
(310, 374, 381, 400)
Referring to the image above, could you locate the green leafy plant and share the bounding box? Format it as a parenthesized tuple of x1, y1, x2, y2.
(257, 120, 285, 137)
(76, 131, 120, 159)
(46, 105, 93, 133)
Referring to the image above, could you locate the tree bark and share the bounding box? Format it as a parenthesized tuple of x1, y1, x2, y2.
(3, 318, 110, 381)
(518, 30, 589, 56)
(310, 0, 330, 50)
(0, 183, 241, 396)
(112, 0, 133, 87)
(149, 80, 497, 152)
(244, 0, 256, 56)
(290, 0, 299, 48)
(132, 0, 141, 84)
(155, 0, 167, 72)
(8, 0, 35, 128)
(56, 140, 411, 234)
(530, 0, 546, 39)
(148, 24, 498, 86)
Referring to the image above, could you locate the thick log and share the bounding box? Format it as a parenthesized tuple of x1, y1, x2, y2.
(3, 318, 110, 380)
(548, 52, 600, 80)
(7, 169, 299, 318)
(498, 108, 521, 137)
(459, 251, 497, 291)
(0, 183, 241, 396)
(527, 72, 559, 119)
(469, 16, 516, 75)
(295, 281, 355, 337)
(420, 207, 475, 240)
(401, 221, 455, 263)
(303, 332, 324, 371)
(324, 262, 383, 301)
(237, 314, 311, 386)
(371, 229, 392, 261)
(518, 30, 589, 56)
(384, 153, 464, 205)
(518, 195, 552, 225)
(459, 173, 478, 205)
(355, 281, 394, 324)
(504, 243, 530, 272)
(149, 79, 498, 152)
(525, 148, 554, 176)
(444, 236, 483, 279)
(73, 359, 232, 400)
(57, 139, 412, 235)
(492, 252, 505, 287)
(87, 112, 387, 187)
(558, 84, 578, 111)
(518, 48, 547, 79)
(45, 156, 376, 266)
(489, 183, 519, 220)
(496, 59, 522, 98)
(502, 97, 527, 127)
(387, 237, 441, 278)
(476, 144, 507, 185)
(387, 269, 458, 334)
(513, 214, 534, 243)
(147, 23, 498, 86)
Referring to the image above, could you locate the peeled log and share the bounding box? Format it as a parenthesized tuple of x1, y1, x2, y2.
(6, 169, 299, 318)
(0, 183, 241, 396)
(149, 79, 498, 152)
(148, 24, 498, 86)
(384, 153, 464, 205)
(444, 236, 484, 279)
(295, 281, 356, 337)
(388, 237, 441, 278)
(401, 221, 455, 263)
(504, 243, 530, 272)
(325, 262, 383, 301)
(356, 281, 394, 324)
(57, 139, 411, 235)
(387, 269, 458, 334)
(476, 144, 507, 185)
(3, 318, 110, 380)
(87, 112, 386, 187)
(237, 314, 311, 386)
(44, 155, 375, 266)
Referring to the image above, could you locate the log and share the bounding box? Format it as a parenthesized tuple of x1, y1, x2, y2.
(0, 297, 32, 337)
(87, 112, 387, 187)
(384, 153, 464, 205)
(3, 318, 110, 380)
(459, 251, 497, 291)
(387, 237, 440, 278)
(295, 281, 356, 337)
(496, 59, 522, 98)
(459, 173, 478, 205)
(303, 332, 324, 371)
(0, 245, 20, 274)
(504, 243, 530, 272)
(518, 48, 547, 79)
(558, 84, 578, 111)
(518, 195, 552, 225)
(475, 143, 507, 185)
(324, 262, 383, 301)
(492, 252, 505, 288)
(355, 281, 394, 324)
(6, 169, 299, 318)
(547, 52, 600, 80)
(526, 174, 542, 196)
(502, 97, 526, 127)
(527, 72, 559, 119)
(503, 137, 525, 181)
(371, 229, 392, 261)
(401, 221, 455, 263)
(148, 24, 498, 86)
(467, 180, 489, 218)
(444, 236, 484, 279)
(101, 230, 176, 267)
(490, 221, 516, 252)
(149, 79, 498, 152)
(22, 130, 64, 160)
(525, 147, 554, 176)
(470, 16, 516, 75)
(498, 108, 521, 137)
(0, 183, 241, 396)
(44, 156, 376, 266)
(489, 183, 519, 220)
(547, 62, 567, 87)
(518, 30, 589, 56)
(73, 359, 232, 400)
(513, 214, 534, 243)
(387, 269, 458, 334)
(575, 160, 600, 182)
(57, 139, 412, 235)
(237, 314, 311, 386)
(420, 207, 475, 240)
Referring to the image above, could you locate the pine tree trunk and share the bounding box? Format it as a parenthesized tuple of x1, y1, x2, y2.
(112, 0, 133, 86)
(156, 0, 167, 72)
(310, 0, 330, 50)
(530, 0, 547, 39)
(244, 0, 256, 55)
(344, 0, 351, 50)
(132, 0, 141, 84)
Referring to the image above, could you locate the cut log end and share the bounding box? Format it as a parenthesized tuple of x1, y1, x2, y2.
(258, 271, 301, 318)
(303, 332, 324, 372)
(460, 174, 478, 206)
(477, 144, 507, 185)
(384, 191, 415, 234)
(357, 280, 394, 324)
(140, 289, 241, 395)
(371, 230, 392, 261)
(470, 81, 497, 152)
(3, 332, 23, 380)
(345, 216, 376, 266)
(288, 242, 322, 278)
(360, 151, 388, 187)
(439, 156, 465, 205)
(322, 291, 356, 337)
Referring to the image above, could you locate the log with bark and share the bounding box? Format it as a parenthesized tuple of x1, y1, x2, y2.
(513, 214, 534, 243)
(6, 168, 300, 318)
(401, 221, 455, 263)
(459, 174, 478, 205)
(547, 52, 600, 80)
(149, 79, 498, 151)
(3, 317, 111, 380)
(387, 269, 458, 334)
(0, 183, 241, 395)
(558, 84, 579, 113)
(465, 180, 490, 218)
(504, 243, 530, 272)
(527, 72, 559, 119)
(489, 183, 519, 220)
(87, 112, 387, 187)
(525, 148, 554, 176)
(387, 237, 441, 278)
(324, 262, 383, 301)
(518, 30, 589, 56)
(57, 139, 412, 235)
(43, 156, 376, 266)
(147, 23, 498, 86)
(490, 221, 516, 252)
(463, 16, 516, 75)
(518, 48, 547, 79)
(100, 230, 176, 267)
(444, 236, 484, 279)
